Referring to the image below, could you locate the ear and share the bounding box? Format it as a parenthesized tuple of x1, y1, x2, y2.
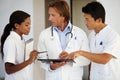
(61, 16, 65, 21)
(14, 23, 19, 29)
(96, 18, 102, 23)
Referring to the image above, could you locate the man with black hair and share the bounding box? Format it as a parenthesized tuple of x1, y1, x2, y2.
(68, 1, 120, 80)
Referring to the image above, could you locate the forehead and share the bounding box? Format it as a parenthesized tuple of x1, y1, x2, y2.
(84, 13, 93, 18)
(24, 17, 30, 21)
(21, 17, 30, 24)
(49, 7, 60, 14)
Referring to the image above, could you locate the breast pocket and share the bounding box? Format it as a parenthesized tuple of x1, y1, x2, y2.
(65, 38, 81, 53)
(96, 41, 105, 52)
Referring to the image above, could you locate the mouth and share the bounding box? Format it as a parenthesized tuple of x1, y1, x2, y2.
(50, 22, 55, 26)
(25, 30, 30, 35)
(51, 22, 54, 24)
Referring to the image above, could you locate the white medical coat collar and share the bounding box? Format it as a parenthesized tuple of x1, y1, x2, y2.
(10, 31, 23, 40)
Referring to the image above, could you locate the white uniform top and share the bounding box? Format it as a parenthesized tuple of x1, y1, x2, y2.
(89, 25, 120, 80)
(3, 31, 33, 80)
(37, 22, 90, 80)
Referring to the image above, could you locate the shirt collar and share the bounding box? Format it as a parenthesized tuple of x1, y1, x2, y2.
(10, 31, 23, 40)
(53, 21, 72, 33)
(93, 25, 109, 36)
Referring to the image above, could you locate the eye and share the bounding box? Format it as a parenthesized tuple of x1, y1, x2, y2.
(25, 22, 30, 26)
(51, 14, 55, 17)
(25, 24, 28, 26)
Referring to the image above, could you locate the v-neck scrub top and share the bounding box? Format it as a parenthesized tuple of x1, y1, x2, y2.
(89, 25, 120, 80)
(3, 31, 33, 80)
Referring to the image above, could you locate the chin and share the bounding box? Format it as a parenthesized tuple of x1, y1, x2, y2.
(51, 23, 56, 26)
(51, 24, 55, 27)
(24, 32, 29, 35)
(87, 27, 92, 30)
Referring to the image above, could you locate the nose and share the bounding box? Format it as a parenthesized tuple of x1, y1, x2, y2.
(48, 16, 51, 21)
(84, 20, 87, 25)
(27, 25, 30, 31)
(28, 24, 30, 28)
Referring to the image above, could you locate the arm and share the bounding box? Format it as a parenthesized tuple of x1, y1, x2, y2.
(72, 30, 90, 66)
(80, 50, 113, 64)
(5, 50, 38, 74)
(69, 50, 112, 64)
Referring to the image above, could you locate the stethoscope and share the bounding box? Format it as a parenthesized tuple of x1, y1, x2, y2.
(51, 25, 73, 40)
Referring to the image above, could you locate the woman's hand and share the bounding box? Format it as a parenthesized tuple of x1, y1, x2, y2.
(28, 50, 38, 64)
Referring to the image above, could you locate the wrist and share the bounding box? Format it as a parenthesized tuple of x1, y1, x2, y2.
(79, 51, 82, 55)
(50, 65, 56, 70)
(26, 59, 32, 64)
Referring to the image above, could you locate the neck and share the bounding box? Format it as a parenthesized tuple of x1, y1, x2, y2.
(95, 23, 107, 33)
(14, 30, 23, 39)
(57, 22, 68, 31)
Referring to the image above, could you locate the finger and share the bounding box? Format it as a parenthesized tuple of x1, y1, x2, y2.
(68, 54, 72, 59)
(50, 61, 53, 64)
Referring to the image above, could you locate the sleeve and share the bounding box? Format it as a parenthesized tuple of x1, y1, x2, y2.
(3, 38, 16, 64)
(104, 34, 120, 59)
(37, 31, 52, 71)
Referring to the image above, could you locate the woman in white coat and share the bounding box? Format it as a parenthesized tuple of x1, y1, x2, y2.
(1, 10, 38, 80)
(37, 0, 90, 80)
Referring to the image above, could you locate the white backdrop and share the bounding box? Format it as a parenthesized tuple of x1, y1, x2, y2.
(97, 0, 120, 35)
(0, 0, 33, 40)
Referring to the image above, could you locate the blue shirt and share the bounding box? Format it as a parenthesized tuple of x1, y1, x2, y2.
(53, 24, 71, 50)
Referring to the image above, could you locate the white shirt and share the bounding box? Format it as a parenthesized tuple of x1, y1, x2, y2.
(89, 25, 120, 80)
(3, 31, 33, 80)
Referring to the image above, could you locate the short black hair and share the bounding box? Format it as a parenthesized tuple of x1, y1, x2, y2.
(82, 1, 105, 23)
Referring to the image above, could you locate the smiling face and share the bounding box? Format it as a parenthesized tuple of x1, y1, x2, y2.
(48, 7, 65, 27)
(15, 17, 31, 36)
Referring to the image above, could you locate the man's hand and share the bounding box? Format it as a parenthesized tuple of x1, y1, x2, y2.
(59, 51, 69, 59)
(68, 51, 81, 59)
(50, 61, 66, 70)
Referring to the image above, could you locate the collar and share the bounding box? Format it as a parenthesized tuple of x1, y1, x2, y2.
(10, 31, 23, 40)
(53, 21, 72, 32)
(93, 25, 109, 36)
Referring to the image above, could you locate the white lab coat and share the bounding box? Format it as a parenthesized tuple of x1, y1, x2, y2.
(37, 23, 90, 80)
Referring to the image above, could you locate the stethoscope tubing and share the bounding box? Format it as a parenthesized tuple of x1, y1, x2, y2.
(51, 25, 73, 39)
